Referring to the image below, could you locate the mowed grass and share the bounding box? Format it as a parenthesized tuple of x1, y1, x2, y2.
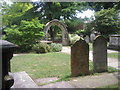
(108, 52, 120, 59)
(11, 53, 71, 79)
(11, 52, 119, 80)
(94, 83, 120, 89)
(89, 43, 93, 51)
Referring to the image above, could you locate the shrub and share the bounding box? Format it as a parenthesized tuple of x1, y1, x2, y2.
(75, 29, 91, 36)
(32, 43, 51, 53)
(3, 18, 45, 52)
(50, 43, 62, 52)
(69, 34, 80, 45)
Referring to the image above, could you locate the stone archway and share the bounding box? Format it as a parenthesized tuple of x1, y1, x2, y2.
(44, 19, 70, 46)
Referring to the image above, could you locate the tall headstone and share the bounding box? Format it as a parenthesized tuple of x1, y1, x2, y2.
(93, 36, 107, 72)
(71, 38, 89, 76)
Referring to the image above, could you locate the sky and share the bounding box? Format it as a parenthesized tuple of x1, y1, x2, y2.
(76, 9, 95, 18)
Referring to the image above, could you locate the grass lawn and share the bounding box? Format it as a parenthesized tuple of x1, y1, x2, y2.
(99, 83, 119, 88)
(94, 83, 119, 89)
(89, 43, 93, 51)
(11, 52, 119, 80)
(108, 52, 120, 59)
(11, 53, 71, 80)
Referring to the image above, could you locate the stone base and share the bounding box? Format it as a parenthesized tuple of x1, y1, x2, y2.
(9, 71, 39, 88)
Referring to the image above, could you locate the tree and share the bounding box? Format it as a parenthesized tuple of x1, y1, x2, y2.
(86, 2, 120, 37)
(88, 2, 119, 11)
(32, 2, 88, 41)
(2, 2, 33, 26)
(64, 17, 84, 33)
(3, 18, 44, 52)
(33, 2, 88, 22)
(94, 8, 119, 36)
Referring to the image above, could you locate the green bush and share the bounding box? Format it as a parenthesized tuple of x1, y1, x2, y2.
(3, 18, 45, 52)
(75, 29, 91, 36)
(32, 43, 51, 53)
(69, 34, 80, 45)
(50, 43, 62, 52)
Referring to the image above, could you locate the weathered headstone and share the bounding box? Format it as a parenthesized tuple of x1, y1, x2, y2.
(108, 34, 120, 51)
(93, 36, 107, 72)
(90, 33, 95, 43)
(85, 35, 89, 43)
(71, 38, 89, 76)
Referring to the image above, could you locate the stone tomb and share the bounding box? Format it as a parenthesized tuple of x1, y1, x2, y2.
(93, 36, 107, 72)
(71, 38, 89, 76)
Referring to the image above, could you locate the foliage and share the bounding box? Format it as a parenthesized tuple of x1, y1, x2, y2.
(64, 18, 84, 33)
(32, 43, 51, 53)
(87, 2, 120, 36)
(75, 29, 91, 37)
(94, 8, 120, 35)
(33, 2, 88, 22)
(88, 2, 119, 11)
(4, 18, 45, 52)
(32, 2, 88, 41)
(50, 43, 62, 52)
(69, 34, 80, 45)
(2, 2, 33, 26)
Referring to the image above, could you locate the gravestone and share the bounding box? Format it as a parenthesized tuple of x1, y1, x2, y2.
(108, 34, 120, 51)
(84, 35, 89, 43)
(93, 36, 107, 73)
(90, 33, 95, 43)
(71, 38, 89, 76)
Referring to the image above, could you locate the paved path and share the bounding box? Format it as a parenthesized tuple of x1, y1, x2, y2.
(11, 71, 119, 88)
(68, 72, 119, 88)
(36, 72, 119, 88)
(61, 46, 120, 70)
(10, 71, 39, 88)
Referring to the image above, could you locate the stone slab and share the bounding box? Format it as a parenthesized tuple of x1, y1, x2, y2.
(34, 77, 59, 85)
(10, 71, 39, 88)
(68, 72, 119, 88)
(39, 81, 75, 88)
